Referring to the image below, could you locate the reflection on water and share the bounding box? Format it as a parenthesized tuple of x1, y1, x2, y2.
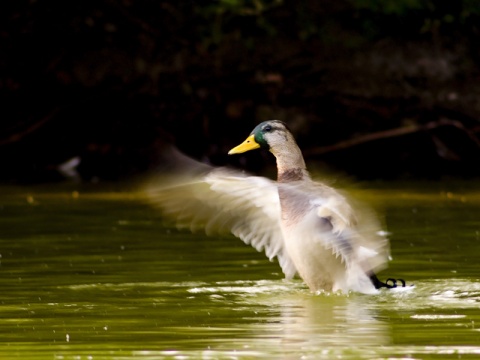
(187, 280, 391, 353)
(0, 183, 479, 359)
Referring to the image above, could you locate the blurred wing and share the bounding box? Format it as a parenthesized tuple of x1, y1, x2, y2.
(145, 167, 297, 279)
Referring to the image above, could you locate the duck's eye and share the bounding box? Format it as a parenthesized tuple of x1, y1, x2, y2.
(264, 125, 272, 132)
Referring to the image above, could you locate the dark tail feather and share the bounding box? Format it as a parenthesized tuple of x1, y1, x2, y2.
(370, 273, 406, 289)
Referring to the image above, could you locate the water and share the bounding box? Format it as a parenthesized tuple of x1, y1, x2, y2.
(0, 182, 479, 359)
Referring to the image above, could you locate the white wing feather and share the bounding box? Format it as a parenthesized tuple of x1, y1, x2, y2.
(145, 167, 297, 279)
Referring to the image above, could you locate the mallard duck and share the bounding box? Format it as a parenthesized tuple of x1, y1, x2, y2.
(147, 120, 402, 294)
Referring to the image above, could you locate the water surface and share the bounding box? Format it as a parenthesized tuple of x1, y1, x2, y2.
(0, 182, 479, 359)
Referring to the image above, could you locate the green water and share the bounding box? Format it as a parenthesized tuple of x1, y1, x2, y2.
(0, 182, 479, 359)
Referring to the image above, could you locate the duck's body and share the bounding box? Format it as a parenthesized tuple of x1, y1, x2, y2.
(227, 120, 389, 293)
(147, 120, 395, 294)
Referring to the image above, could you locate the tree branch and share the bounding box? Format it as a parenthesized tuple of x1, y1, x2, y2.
(303, 118, 480, 156)
(0, 108, 59, 146)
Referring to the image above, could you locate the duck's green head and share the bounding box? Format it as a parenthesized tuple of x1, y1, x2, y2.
(228, 120, 288, 155)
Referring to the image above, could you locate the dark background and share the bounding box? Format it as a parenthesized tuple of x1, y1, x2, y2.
(2, 0, 480, 183)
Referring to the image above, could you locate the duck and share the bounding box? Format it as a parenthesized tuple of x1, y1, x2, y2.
(146, 120, 403, 294)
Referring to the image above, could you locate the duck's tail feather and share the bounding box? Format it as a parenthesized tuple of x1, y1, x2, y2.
(369, 273, 407, 289)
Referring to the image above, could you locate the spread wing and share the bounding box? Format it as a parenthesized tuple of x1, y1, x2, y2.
(319, 192, 389, 274)
(144, 161, 297, 279)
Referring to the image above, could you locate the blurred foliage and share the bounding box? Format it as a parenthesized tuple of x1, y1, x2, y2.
(0, 0, 479, 182)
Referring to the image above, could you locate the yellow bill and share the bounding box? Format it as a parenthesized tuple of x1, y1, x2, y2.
(228, 134, 260, 155)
